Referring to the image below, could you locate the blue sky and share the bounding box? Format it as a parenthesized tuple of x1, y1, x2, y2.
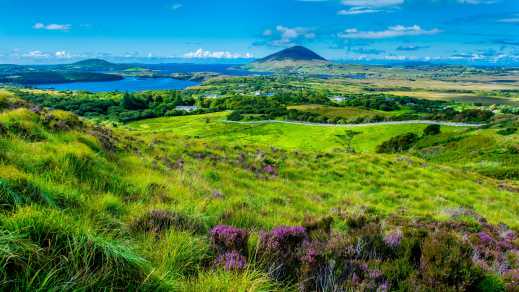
(0, 0, 518, 64)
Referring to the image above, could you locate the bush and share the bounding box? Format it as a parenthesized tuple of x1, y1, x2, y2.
(423, 124, 441, 136)
(419, 231, 483, 290)
(227, 111, 243, 121)
(496, 127, 517, 136)
(210, 225, 249, 255)
(376, 133, 419, 153)
(258, 226, 307, 281)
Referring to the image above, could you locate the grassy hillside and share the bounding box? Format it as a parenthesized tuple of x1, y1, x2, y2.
(413, 121, 519, 180)
(0, 92, 518, 290)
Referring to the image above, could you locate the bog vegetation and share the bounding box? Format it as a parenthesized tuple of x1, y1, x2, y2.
(0, 79, 518, 291)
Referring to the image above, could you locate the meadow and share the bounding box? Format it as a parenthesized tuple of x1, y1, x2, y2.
(127, 112, 467, 152)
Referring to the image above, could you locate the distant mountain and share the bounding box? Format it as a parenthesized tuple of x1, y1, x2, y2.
(257, 46, 327, 63)
(246, 46, 329, 71)
(72, 59, 115, 67)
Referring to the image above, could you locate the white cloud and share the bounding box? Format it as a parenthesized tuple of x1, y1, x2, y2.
(339, 0, 401, 16)
(338, 7, 380, 15)
(23, 51, 50, 58)
(183, 49, 253, 59)
(457, 0, 497, 4)
(263, 25, 316, 46)
(55, 51, 71, 58)
(338, 25, 441, 39)
(341, 0, 403, 7)
(33, 22, 71, 31)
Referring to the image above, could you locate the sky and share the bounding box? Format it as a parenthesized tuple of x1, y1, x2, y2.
(0, 0, 518, 65)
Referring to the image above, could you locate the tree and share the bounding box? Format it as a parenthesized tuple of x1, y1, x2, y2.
(336, 130, 361, 153)
(121, 93, 146, 110)
(376, 133, 419, 153)
(423, 124, 441, 136)
(227, 111, 243, 121)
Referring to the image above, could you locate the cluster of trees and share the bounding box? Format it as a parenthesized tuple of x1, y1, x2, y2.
(12, 89, 208, 122)
(430, 108, 494, 123)
(377, 124, 441, 153)
(339, 94, 446, 113)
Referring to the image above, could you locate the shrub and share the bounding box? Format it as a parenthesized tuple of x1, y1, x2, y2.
(258, 226, 307, 281)
(475, 275, 506, 292)
(419, 231, 483, 290)
(497, 127, 517, 136)
(132, 210, 205, 234)
(303, 216, 333, 241)
(227, 111, 243, 121)
(210, 225, 249, 255)
(376, 133, 419, 153)
(384, 229, 403, 248)
(423, 124, 441, 136)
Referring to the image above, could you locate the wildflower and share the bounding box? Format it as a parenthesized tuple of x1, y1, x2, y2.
(215, 251, 247, 271)
(378, 281, 389, 292)
(210, 225, 249, 253)
(384, 229, 403, 248)
(263, 164, 277, 176)
(301, 245, 319, 265)
(260, 226, 306, 252)
(368, 269, 383, 280)
(478, 232, 494, 245)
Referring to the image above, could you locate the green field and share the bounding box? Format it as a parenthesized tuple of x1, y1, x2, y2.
(127, 112, 467, 152)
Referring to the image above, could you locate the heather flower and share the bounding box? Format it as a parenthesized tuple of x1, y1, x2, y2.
(301, 244, 319, 265)
(258, 226, 307, 281)
(260, 226, 306, 252)
(210, 225, 249, 254)
(263, 164, 277, 176)
(478, 232, 494, 245)
(384, 229, 403, 248)
(215, 250, 247, 271)
(378, 281, 389, 292)
(368, 269, 383, 280)
(351, 273, 360, 285)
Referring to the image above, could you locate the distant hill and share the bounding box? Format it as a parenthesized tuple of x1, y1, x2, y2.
(0, 71, 123, 85)
(246, 46, 329, 71)
(257, 46, 327, 63)
(72, 59, 115, 67)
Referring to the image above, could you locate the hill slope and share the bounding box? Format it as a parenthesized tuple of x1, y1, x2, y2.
(0, 90, 517, 290)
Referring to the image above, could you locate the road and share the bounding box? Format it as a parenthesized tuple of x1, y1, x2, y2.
(223, 119, 485, 128)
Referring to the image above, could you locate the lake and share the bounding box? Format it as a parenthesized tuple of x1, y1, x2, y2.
(35, 77, 200, 93)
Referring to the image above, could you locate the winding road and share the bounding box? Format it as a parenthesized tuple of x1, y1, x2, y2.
(224, 119, 485, 128)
